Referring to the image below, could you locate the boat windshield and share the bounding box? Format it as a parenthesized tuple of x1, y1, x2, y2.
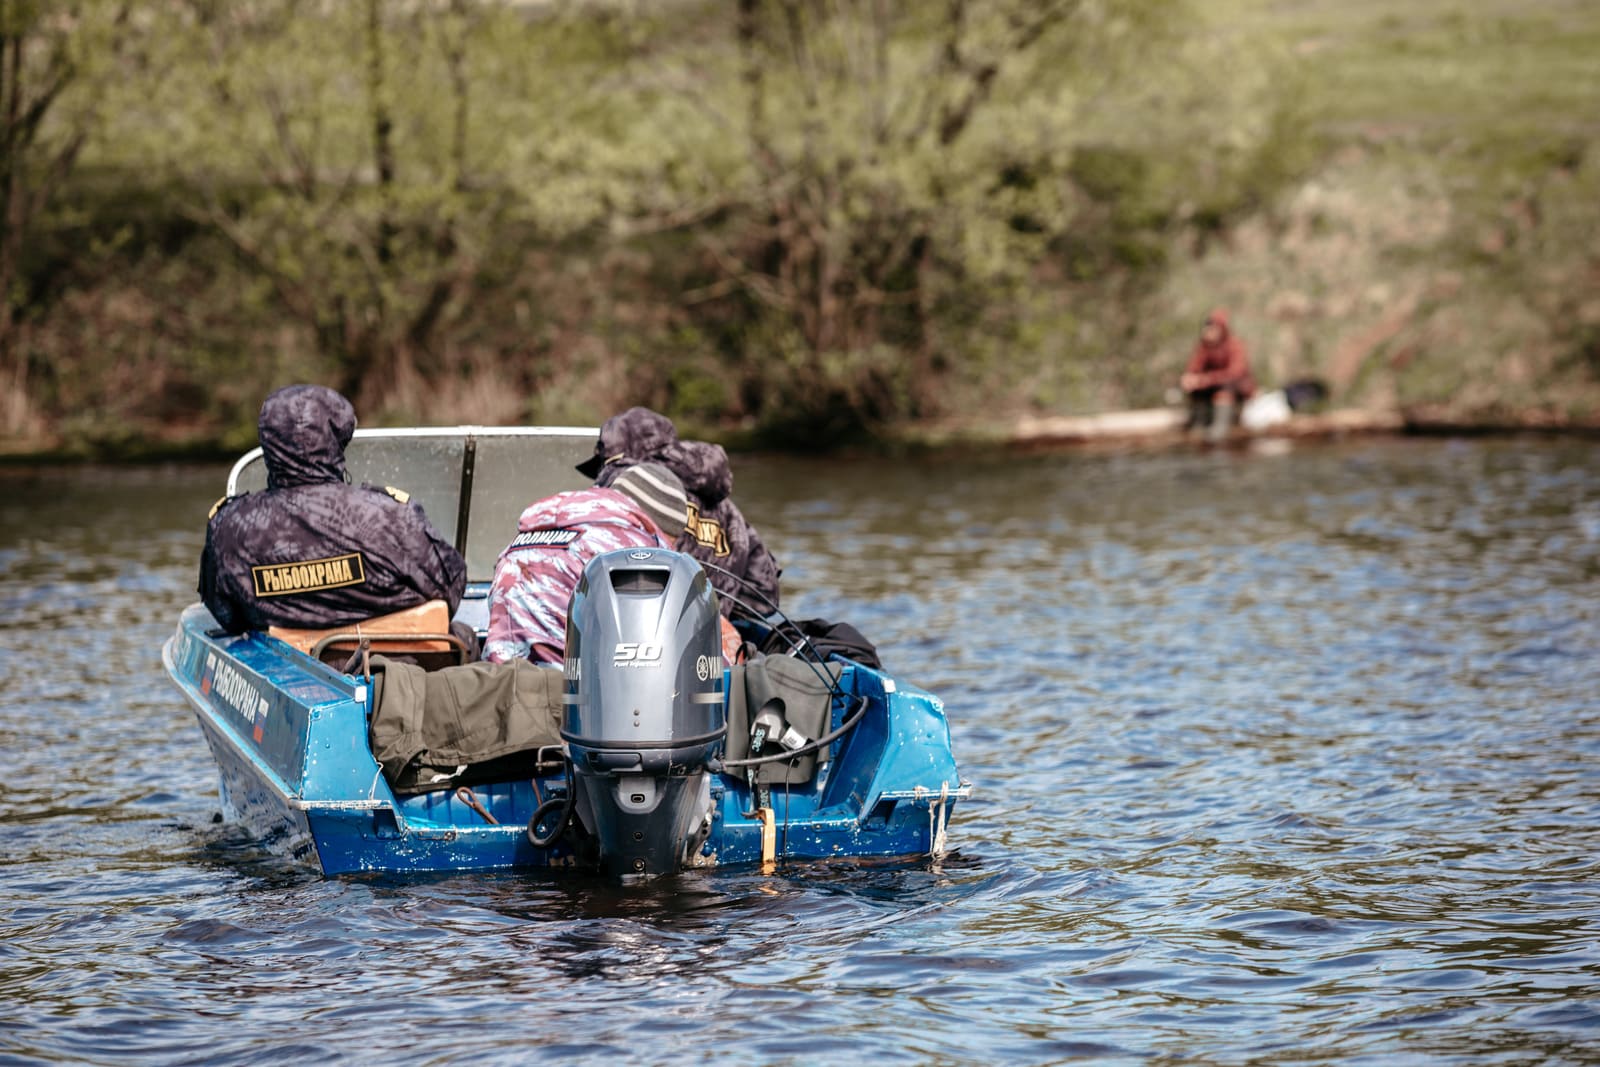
(227, 427, 596, 581)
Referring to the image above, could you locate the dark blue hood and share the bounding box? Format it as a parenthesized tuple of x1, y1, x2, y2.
(657, 440, 732, 504)
(576, 407, 678, 479)
(259, 384, 355, 489)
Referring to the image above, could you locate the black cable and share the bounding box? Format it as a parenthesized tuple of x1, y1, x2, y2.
(696, 559, 820, 655)
(696, 557, 784, 618)
(526, 758, 574, 848)
(694, 559, 870, 797)
(711, 695, 869, 769)
(781, 774, 791, 865)
(713, 588, 842, 693)
(706, 580, 847, 707)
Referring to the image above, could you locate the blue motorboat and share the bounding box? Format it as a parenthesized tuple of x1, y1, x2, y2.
(162, 428, 968, 877)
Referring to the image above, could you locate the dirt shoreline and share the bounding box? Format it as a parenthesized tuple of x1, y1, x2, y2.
(911, 407, 1402, 448)
(899, 405, 1600, 453)
(3, 406, 1598, 466)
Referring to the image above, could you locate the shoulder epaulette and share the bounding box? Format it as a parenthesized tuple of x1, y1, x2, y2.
(382, 485, 411, 504)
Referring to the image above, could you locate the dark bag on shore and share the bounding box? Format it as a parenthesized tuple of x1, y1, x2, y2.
(1284, 378, 1329, 412)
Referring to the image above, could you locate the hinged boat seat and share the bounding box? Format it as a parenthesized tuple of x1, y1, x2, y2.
(268, 600, 470, 670)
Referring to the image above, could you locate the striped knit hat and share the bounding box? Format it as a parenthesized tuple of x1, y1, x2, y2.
(609, 462, 689, 540)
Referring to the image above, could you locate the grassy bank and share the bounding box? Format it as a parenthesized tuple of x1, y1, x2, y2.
(2, 0, 1596, 459)
(1166, 0, 1600, 422)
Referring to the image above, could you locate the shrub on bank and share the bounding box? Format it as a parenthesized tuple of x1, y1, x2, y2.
(3, 0, 1597, 452)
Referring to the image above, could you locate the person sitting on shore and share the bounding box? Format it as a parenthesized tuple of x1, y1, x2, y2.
(576, 406, 782, 618)
(198, 384, 466, 635)
(1181, 309, 1258, 440)
(484, 462, 690, 665)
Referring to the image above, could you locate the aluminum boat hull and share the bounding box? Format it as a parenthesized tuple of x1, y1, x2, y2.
(164, 601, 967, 876)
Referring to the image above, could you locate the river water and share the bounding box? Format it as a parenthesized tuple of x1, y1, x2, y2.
(2, 436, 1598, 1064)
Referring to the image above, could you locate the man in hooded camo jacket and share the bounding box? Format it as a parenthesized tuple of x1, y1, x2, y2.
(576, 407, 781, 618)
(198, 384, 466, 634)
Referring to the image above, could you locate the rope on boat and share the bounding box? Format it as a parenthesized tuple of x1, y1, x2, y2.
(758, 807, 777, 872)
(928, 781, 950, 859)
(454, 787, 499, 825)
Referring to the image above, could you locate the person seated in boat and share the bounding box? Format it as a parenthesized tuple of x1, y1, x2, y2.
(484, 462, 706, 664)
(576, 407, 781, 618)
(198, 384, 467, 636)
(1181, 309, 1258, 441)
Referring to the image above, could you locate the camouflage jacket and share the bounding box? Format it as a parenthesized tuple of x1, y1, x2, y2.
(197, 385, 466, 634)
(666, 441, 782, 618)
(483, 488, 668, 664)
(590, 426, 781, 617)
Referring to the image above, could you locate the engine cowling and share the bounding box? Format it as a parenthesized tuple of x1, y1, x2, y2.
(562, 548, 725, 877)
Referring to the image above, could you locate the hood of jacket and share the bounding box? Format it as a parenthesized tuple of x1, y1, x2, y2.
(259, 384, 356, 489)
(576, 406, 679, 479)
(1202, 308, 1232, 346)
(658, 440, 733, 504)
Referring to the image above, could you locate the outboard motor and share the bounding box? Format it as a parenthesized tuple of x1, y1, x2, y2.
(563, 548, 726, 877)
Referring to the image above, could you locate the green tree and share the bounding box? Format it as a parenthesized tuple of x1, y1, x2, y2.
(166, 0, 503, 413)
(0, 0, 134, 435)
(659, 0, 1178, 433)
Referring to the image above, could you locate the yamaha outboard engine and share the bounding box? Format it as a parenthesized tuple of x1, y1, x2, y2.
(563, 548, 726, 877)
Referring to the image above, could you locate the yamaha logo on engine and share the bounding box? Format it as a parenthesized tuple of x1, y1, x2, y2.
(613, 642, 663, 668)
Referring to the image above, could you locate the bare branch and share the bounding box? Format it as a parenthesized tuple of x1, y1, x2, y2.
(261, 85, 318, 199)
(440, 0, 471, 192)
(679, 275, 744, 305)
(36, 127, 87, 207)
(184, 197, 324, 329)
(612, 197, 732, 239)
(9, 57, 76, 155)
(698, 231, 794, 312)
(935, 0, 1080, 147)
(737, 0, 783, 179)
(893, 0, 966, 146)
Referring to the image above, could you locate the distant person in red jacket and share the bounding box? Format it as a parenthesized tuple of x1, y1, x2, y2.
(1181, 309, 1257, 440)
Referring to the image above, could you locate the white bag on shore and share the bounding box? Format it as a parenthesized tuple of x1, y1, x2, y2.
(1241, 389, 1292, 430)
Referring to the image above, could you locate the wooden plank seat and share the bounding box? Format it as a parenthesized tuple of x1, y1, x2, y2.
(268, 600, 469, 669)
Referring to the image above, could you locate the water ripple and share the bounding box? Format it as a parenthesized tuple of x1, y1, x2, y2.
(3, 440, 1599, 1063)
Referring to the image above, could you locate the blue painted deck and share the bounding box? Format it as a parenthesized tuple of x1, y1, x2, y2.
(164, 601, 968, 876)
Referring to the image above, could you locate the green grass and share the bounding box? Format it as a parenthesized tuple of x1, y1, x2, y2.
(1244, 0, 1600, 146)
(1089, 0, 1600, 422)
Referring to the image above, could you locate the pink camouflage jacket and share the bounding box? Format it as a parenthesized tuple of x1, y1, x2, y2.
(484, 489, 668, 665)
